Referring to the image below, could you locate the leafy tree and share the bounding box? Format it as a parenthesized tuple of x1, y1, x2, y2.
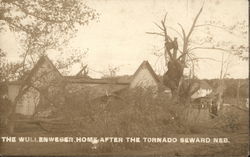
(0, 49, 23, 81)
(0, 0, 99, 133)
(0, 0, 98, 79)
(0, 49, 7, 81)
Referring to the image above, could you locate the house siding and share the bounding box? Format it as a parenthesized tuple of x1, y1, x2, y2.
(130, 68, 158, 89)
(7, 84, 21, 103)
(31, 58, 62, 89)
(15, 87, 40, 116)
(14, 57, 63, 116)
(8, 57, 160, 116)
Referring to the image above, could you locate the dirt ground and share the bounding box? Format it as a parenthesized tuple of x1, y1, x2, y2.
(0, 102, 248, 156)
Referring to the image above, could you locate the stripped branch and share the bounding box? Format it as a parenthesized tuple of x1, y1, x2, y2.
(163, 12, 168, 24)
(154, 22, 164, 31)
(186, 5, 203, 40)
(177, 23, 186, 39)
(189, 46, 236, 53)
(195, 24, 242, 38)
(146, 32, 165, 36)
(189, 57, 221, 62)
(166, 26, 183, 40)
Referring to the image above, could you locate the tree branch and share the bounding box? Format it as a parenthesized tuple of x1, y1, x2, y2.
(161, 18, 174, 61)
(163, 12, 168, 24)
(10, 1, 67, 24)
(189, 46, 236, 53)
(186, 5, 203, 40)
(177, 23, 186, 39)
(167, 26, 183, 40)
(195, 23, 242, 38)
(189, 57, 221, 62)
(154, 22, 164, 31)
(21, 37, 35, 71)
(146, 32, 165, 36)
(177, 50, 189, 61)
(5, 20, 32, 33)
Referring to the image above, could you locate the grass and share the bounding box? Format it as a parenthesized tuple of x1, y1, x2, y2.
(0, 88, 248, 156)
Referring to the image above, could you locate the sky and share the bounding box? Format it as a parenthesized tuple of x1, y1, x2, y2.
(0, 0, 248, 79)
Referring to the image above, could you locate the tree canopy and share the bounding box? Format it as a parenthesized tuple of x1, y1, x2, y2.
(0, 0, 99, 80)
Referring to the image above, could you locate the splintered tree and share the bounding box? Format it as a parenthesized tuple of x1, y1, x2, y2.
(147, 6, 203, 103)
(147, 3, 248, 104)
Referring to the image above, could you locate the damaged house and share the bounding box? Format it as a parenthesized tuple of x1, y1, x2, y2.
(191, 80, 213, 100)
(7, 56, 162, 116)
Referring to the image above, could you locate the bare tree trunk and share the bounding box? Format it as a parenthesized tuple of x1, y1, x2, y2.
(217, 52, 225, 111)
(148, 6, 203, 104)
(7, 86, 24, 133)
(236, 79, 241, 105)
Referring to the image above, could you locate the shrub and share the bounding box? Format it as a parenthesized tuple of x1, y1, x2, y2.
(41, 86, 247, 152)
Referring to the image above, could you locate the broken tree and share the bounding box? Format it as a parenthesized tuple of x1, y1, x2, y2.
(147, 6, 203, 103)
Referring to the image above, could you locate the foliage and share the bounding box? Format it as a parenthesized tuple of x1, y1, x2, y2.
(0, 49, 24, 81)
(205, 78, 249, 99)
(4, 82, 246, 152)
(0, 49, 7, 81)
(211, 106, 247, 133)
(49, 87, 181, 134)
(0, 0, 98, 79)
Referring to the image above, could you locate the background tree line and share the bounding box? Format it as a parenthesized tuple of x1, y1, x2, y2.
(205, 78, 249, 99)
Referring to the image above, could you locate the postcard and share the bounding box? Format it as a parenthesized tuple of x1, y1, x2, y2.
(0, 0, 249, 156)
